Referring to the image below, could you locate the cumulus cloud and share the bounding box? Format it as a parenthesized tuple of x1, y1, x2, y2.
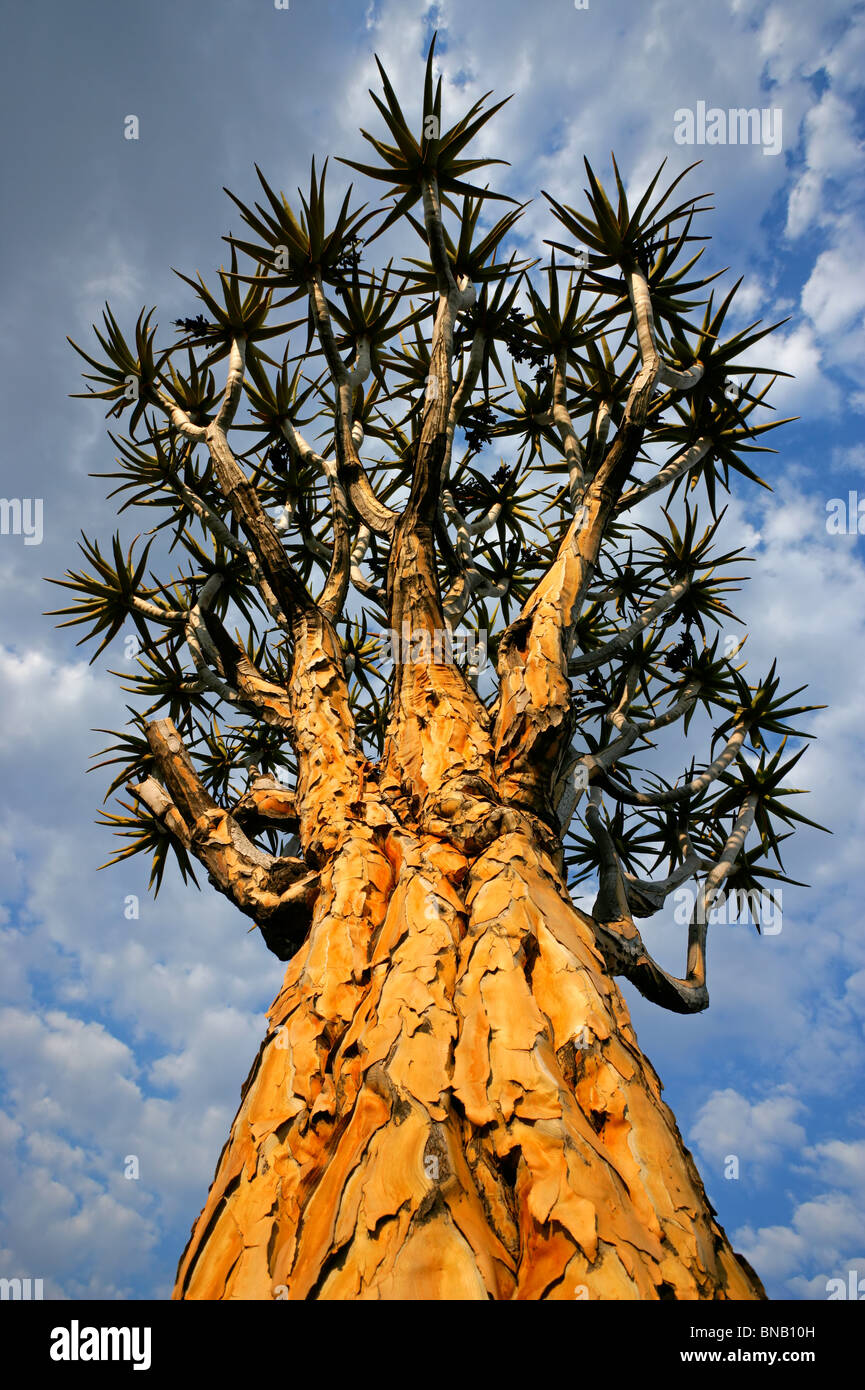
(786, 94, 865, 239)
(760, 323, 841, 414)
(735, 1137, 865, 1295)
(690, 1087, 807, 1174)
(800, 218, 865, 377)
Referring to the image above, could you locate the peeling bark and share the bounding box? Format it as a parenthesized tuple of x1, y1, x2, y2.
(173, 801, 764, 1301)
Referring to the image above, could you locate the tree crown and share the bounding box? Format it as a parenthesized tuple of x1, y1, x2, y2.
(51, 35, 826, 995)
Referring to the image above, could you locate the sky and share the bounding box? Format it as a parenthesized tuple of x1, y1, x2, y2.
(0, 0, 864, 1302)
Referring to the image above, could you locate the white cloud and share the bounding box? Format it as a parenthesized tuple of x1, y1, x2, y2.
(801, 222, 865, 340)
(757, 3, 824, 86)
(798, 1138, 865, 1192)
(824, 11, 865, 95)
(786, 169, 823, 240)
(786, 93, 865, 239)
(730, 276, 767, 320)
(0, 1000, 270, 1295)
(690, 1087, 807, 1173)
(0, 647, 115, 758)
(733, 1222, 807, 1282)
(761, 322, 841, 414)
(801, 93, 864, 181)
(830, 443, 865, 473)
(733, 1137, 865, 1293)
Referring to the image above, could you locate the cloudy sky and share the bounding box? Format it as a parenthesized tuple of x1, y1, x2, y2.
(1, 0, 864, 1301)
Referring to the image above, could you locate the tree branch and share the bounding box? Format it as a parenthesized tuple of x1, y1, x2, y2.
(587, 791, 758, 1013)
(309, 275, 397, 536)
(569, 577, 691, 674)
(551, 349, 586, 506)
(616, 437, 712, 516)
(599, 719, 750, 808)
(138, 719, 320, 957)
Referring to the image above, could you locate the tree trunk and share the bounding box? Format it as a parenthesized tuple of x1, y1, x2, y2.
(172, 809, 765, 1301)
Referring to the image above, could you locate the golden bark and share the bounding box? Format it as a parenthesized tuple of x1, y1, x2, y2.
(172, 792, 763, 1301)
(169, 581, 767, 1306)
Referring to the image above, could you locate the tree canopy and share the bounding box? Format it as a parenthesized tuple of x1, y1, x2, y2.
(51, 35, 826, 1004)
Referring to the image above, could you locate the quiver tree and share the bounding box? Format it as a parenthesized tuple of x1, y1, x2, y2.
(53, 38, 826, 1300)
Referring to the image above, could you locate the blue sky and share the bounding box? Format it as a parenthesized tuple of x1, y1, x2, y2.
(1, 0, 864, 1300)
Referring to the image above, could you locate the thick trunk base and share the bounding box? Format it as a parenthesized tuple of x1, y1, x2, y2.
(173, 825, 765, 1301)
